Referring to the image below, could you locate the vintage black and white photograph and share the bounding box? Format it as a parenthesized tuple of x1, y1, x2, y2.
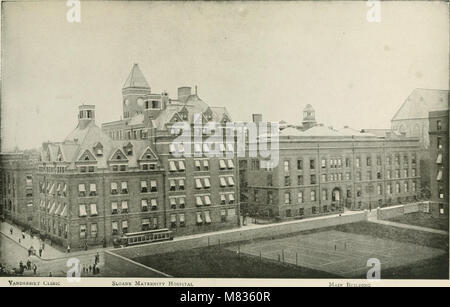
(0, 0, 448, 288)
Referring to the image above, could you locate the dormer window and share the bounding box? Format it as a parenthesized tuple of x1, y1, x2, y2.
(94, 143, 104, 157)
(124, 143, 133, 156)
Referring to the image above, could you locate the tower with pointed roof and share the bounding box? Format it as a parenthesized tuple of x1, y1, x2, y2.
(122, 64, 152, 119)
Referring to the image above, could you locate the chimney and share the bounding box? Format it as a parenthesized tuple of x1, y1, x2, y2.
(252, 114, 263, 123)
(178, 87, 192, 101)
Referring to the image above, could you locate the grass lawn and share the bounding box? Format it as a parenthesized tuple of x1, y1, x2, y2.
(133, 221, 448, 279)
(335, 221, 449, 251)
(134, 246, 338, 278)
(386, 212, 449, 232)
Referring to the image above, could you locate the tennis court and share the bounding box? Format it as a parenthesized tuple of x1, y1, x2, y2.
(227, 230, 445, 278)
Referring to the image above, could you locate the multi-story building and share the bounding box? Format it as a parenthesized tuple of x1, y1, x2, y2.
(0, 152, 37, 227)
(243, 108, 422, 220)
(34, 64, 240, 249)
(428, 109, 449, 218)
(391, 88, 449, 199)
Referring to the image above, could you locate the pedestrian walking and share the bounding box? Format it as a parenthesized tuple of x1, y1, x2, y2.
(67, 245, 71, 253)
(10, 228, 13, 235)
(22, 232, 25, 240)
(26, 260, 31, 271)
(89, 265, 92, 273)
(33, 264, 37, 275)
(39, 248, 42, 258)
(42, 242, 45, 250)
(49, 272, 52, 277)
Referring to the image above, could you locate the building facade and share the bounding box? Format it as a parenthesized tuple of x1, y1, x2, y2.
(243, 113, 422, 220)
(33, 64, 240, 249)
(428, 109, 449, 218)
(0, 153, 37, 227)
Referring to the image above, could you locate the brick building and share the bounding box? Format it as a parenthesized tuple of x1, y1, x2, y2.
(428, 109, 449, 218)
(33, 64, 240, 249)
(242, 108, 422, 220)
(0, 153, 37, 227)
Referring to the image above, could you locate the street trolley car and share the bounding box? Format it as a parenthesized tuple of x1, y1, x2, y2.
(114, 228, 173, 247)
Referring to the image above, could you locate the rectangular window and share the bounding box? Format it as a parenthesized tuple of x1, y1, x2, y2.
(122, 221, 128, 234)
(89, 183, 97, 196)
(91, 224, 98, 238)
(179, 197, 186, 208)
(169, 161, 177, 172)
(175, 161, 185, 172)
(169, 198, 177, 209)
(321, 159, 327, 169)
(179, 179, 185, 190)
(284, 160, 290, 172)
(169, 179, 177, 191)
(121, 201, 128, 213)
(111, 202, 118, 214)
(220, 177, 227, 187)
(356, 158, 360, 168)
(79, 204, 87, 217)
(284, 192, 291, 205)
(310, 159, 315, 170)
(322, 189, 327, 201)
(196, 196, 203, 207)
(90, 203, 98, 216)
(219, 160, 227, 170)
(203, 160, 209, 171)
(311, 190, 316, 202)
(195, 178, 203, 189)
(228, 193, 235, 204)
(194, 160, 201, 171)
(151, 199, 158, 210)
(80, 225, 87, 239)
(297, 160, 303, 170)
(204, 177, 211, 189)
(170, 214, 177, 228)
(111, 182, 118, 194)
(179, 214, 186, 227)
(204, 195, 212, 206)
(150, 180, 157, 192)
(298, 175, 303, 186)
(142, 219, 150, 231)
(298, 192, 303, 204)
(141, 180, 148, 193)
(78, 184, 86, 197)
(196, 212, 203, 225)
(310, 175, 316, 185)
(112, 222, 118, 235)
(284, 176, 290, 186)
(227, 159, 235, 169)
(121, 182, 128, 194)
(437, 120, 442, 131)
(141, 199, 148, 211)
(227, 176, 235, 187)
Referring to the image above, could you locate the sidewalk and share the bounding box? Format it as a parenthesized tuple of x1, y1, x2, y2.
(0, 221, 65, 259)
(369, 218, 449, 236)
(0, 220, 111, 261)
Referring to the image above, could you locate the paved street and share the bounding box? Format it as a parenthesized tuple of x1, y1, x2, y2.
(0, 221, 64, 259)
(0, 221, 107, 277)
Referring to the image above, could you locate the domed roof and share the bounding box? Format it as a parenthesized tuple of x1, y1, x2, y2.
(303, 104, 314, 111)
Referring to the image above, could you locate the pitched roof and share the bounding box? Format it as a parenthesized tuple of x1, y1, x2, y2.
(123, 64, 150, 89)
(392, 88, 449, 121)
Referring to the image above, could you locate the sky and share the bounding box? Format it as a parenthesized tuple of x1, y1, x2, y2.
(1, 1, 448, 151)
